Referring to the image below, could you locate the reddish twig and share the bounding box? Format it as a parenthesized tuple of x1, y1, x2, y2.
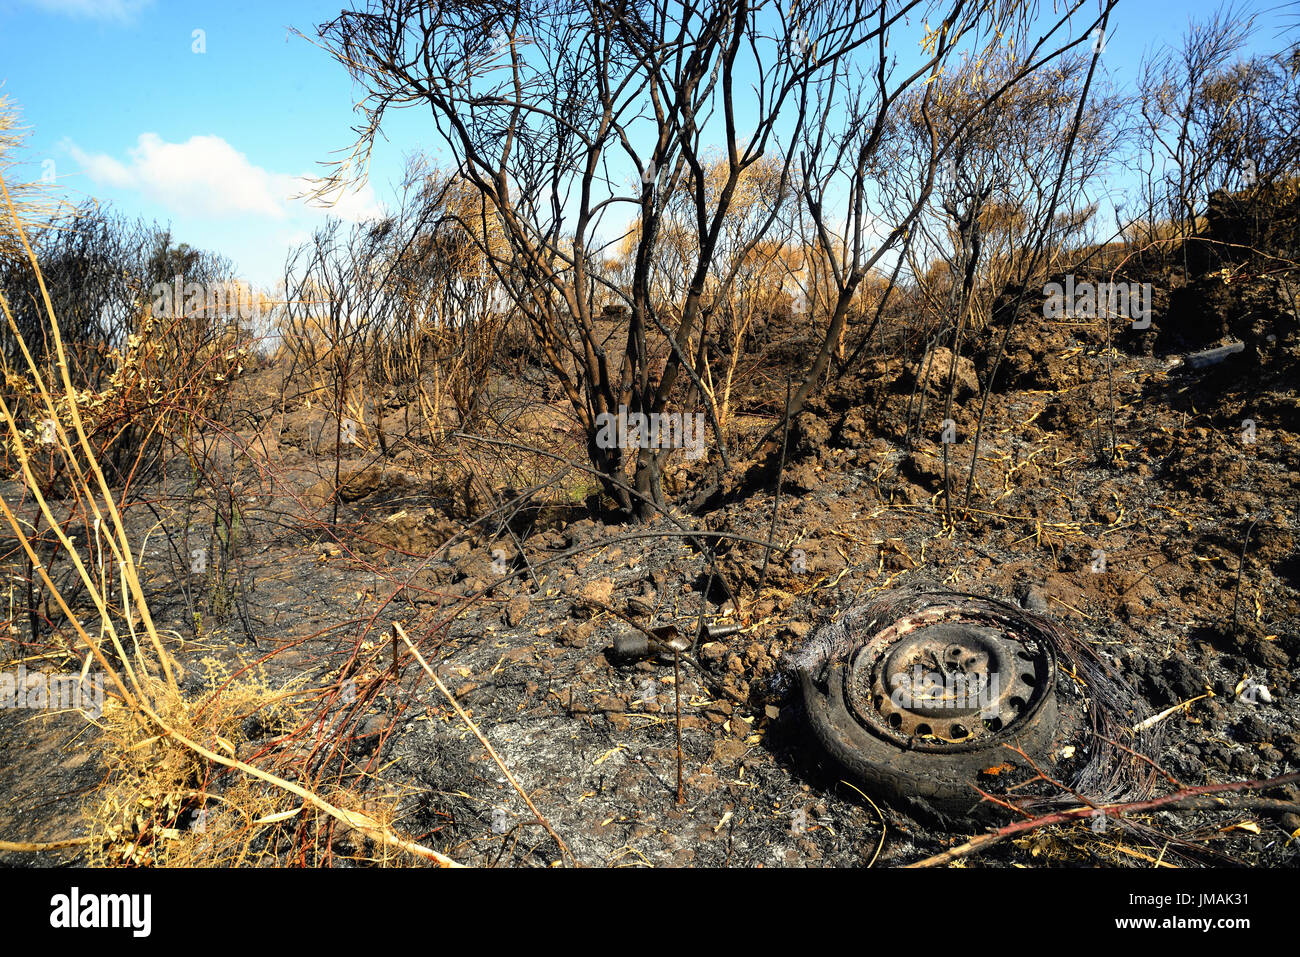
(911, 770, 1300, 868)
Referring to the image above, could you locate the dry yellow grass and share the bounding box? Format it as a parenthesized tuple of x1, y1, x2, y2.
(0, 171, 459, 867)
(0, 93, 61, 265)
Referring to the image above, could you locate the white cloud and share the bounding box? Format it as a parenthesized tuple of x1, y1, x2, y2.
(65, 146, 134, 189)
(67, 133, 286, 218)
(64, 133, 383, 224)
(19, 0, 153, 21)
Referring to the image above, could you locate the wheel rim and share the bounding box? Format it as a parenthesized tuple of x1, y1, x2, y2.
(830, 595, 1057, 754)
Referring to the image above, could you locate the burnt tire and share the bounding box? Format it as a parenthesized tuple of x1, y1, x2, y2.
(801, 661, 1058, 821)
(795, 590, 1063, 823)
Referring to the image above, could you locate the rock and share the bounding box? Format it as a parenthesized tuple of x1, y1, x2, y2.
(625, 597, 655, 618)
(910, 346, 979, 399)
(1018, 584, 1048, 613)
(505, 597, 530, 628)
(793, 411, 833, 457)
(579, 576, 615, 605)
(338, 465, 384, 502)
(709, 738, 748, 765)
(1118, 597, 1145, 622)
(1252, 638, 1291, 670)
(303, 479, 334, 508)
(452, 552, 495, 589)
(366, 509, 460, 553)
(301, 464, 385, 508)
(564, 520, 599, 548)
(1162, 654, 1206, 701)
(1196, 697, 1227, 723)
(730, 714, 753, 739)
(699, 642, 727, 667)
(559, 620, 593, 648)
(905, 448, 946, 490)
(1136, 653, 1206, 708)
(1234, 713, 1271, 742)
(769, 589, 797, 612)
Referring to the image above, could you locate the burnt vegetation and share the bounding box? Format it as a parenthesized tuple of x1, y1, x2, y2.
(2, 1, 1300, 869)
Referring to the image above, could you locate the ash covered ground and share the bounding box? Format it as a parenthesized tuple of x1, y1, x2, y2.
(3, 230, 1299, 869)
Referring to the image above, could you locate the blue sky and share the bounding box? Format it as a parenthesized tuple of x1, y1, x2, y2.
(0, 0, 1295, 288)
